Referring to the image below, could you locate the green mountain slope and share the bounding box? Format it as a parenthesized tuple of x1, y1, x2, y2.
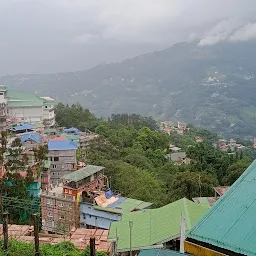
(1, 41, 256, 136)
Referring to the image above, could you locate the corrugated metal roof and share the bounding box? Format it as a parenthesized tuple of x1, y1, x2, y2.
(139, 249, 188, 256)
(11, 124, 35, 131)
(62, 165, 104, 182)
(60, 133, 80, 141)
(187, 160, 256, 256)
(48, 140, 78, 150)
(7, 90, 44, 107)
(64, 127, 80, 133)
(21, 133, 42, 143)
(108, 198, 207, 252)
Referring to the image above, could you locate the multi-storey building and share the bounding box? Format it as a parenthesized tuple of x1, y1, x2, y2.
(0, 86, 7, 131)
(0, 85, 55, 127)
(41, 165, 107, 234)
(48, 140, 78, 184)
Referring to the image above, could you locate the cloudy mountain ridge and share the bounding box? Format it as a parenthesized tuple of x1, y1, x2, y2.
(1, 41, 256, 136)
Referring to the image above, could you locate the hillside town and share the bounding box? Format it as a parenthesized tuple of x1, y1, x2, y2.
(0, 86, 256, 256)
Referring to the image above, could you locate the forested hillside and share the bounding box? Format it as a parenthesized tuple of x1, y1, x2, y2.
(3, 41, 256, 137)
(56, 103, 252, 206)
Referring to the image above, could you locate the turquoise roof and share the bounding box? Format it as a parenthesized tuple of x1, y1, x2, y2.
(187, 160, 256, 256)
(139, 249, 189, 256)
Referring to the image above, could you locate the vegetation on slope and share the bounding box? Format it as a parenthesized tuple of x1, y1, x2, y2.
(56, 103, 252, 206)
(0, 240, 106, 256)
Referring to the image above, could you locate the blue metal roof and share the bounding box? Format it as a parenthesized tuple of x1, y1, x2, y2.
(12, 123, 34, 131)
(107, 196, 126, 208)
(64, 127, 80, 133)
(21, 133, 42, 143)
(187, 160, 256, 256)
(48, 140, 78, 150)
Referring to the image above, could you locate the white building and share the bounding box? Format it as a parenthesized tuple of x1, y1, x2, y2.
(0, 85, 55, 127)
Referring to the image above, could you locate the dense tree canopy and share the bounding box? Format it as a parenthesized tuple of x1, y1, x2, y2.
(55, 105, 253, 206)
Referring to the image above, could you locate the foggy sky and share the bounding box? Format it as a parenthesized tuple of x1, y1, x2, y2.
(1, 0, 256, 76)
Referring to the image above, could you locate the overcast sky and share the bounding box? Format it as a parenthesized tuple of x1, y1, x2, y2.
(0, 0, 256, 76)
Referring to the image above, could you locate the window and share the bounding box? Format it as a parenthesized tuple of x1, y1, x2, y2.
(65, 189, 68, 193)
(59, 215, 65, 220)
(0, 92, 3, 95)
(52, 172, 55, 176)
(83, 213, 86, 220)
(54, 157, 59, 161)
(59, 202, 64, 207)
(47, 211, 53, 217)
(57, 172, 60, 176)
(52, 164, 57, 169)
(72, 164, 75, 169)
(69, 189, 72, 194)
(45, 106, 48, 108)
(47, 199, 53, 205)
(89, 215, 91, 218)
(49, 157, 52, 161)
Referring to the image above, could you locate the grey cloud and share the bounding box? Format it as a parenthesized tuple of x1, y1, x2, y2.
(1, 0, 256, 75)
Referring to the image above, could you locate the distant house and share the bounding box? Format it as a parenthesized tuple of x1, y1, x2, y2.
(47, 140, 78, 184)
(41, 165, 107, 233)
(108, 198, 207, 253)
(171, 152, 187, 163)
(21, 133, 42, 150)
(0, 87, 55, 126)
(9, 123, 35, 135)
(80, 190, 152, 230)
(63, 127, 81, 135)
(195, 136, 203, 143)
(192, 186, 230, 209)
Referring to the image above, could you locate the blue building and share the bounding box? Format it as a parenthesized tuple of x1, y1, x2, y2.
(80, 190, 152, 229)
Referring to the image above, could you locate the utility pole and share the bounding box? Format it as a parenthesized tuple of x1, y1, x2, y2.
(33, 214, 40, 256)
(129, 221, 133, 256)
(90, 237, 96, 256)
(3, 212, 8, 251)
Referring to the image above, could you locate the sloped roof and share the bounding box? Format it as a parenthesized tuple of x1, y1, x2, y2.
(94, 197, 152, 215)
(192, 197, 217, 208)
(61, 133, 80, 141)
(21, 133, 42, 143)
(187, 160, 256, 256)
(108, 198, 207, 252)
(48, 140, 78, 150)
(64, 127, 80, 133)
(62, 165, 104, 182)
(139, 249, 188, 256)
(7, 90, 44, 107)
(11, 124, 35, 131)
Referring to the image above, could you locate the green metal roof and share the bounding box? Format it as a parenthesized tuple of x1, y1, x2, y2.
(139, 249, 189, 256)
(44, 128, 57, 134)
(7, 90, 44, 107)
(108, 198, 207, 252)
(93, 198, 152, 215)
(61, 133, 80, 141)
(187, 160, 256, 256)
(62, 165, 105, 182)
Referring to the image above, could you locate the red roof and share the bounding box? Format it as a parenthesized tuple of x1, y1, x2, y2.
(49, 136, 67, 141)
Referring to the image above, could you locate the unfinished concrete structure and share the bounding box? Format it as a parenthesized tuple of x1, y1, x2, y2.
(41, 165, 107, 234)
(47, 140, 78, 184)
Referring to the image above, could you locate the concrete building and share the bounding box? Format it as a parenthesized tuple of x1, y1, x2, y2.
(0, 86, 7, 131)
(0, 85, 55, 127)
(80, 191, 152, 229)
(41, 165, 107, 234)
(47, 140, 78, 184)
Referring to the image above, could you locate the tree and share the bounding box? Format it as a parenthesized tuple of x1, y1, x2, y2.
(222, 159, 250, 185)
(169, 171, 218, 201)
